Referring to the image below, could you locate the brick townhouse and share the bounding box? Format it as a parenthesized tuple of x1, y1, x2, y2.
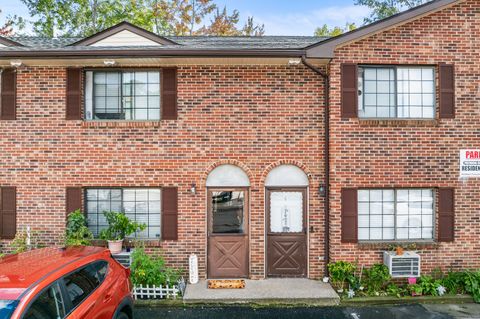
(0, 0, 478, 280)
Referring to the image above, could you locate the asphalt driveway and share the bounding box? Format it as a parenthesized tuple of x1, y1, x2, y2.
(134, 303, 480, 319)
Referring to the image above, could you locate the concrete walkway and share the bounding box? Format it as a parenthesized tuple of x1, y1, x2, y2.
(183, 278, 340, 305)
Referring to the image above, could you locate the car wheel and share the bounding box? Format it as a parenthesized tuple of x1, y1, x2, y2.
(116, 311, 130, 319)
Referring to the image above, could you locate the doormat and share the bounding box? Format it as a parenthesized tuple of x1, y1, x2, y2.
(208, 279, 246, 289)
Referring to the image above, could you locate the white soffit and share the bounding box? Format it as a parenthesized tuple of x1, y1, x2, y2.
(265, 165, 309, 187)
(89, 30, 162, 47)
(206, 164, 250, 187)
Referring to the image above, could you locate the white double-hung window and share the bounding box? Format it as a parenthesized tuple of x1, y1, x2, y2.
(358, 66, 435, 119)
(85, 70, 161, 120)
(358, 189, 434, 241)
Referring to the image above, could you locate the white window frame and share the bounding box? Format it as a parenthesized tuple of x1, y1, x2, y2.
(84, 188, 161, 239)
(358, 188, 435, 242)
(358, 65, 436, 119)
(84, 69, 161, 121)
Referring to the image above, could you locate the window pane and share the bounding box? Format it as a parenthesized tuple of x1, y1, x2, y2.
(269, 191, 303, 233)
(358, 228, 369, 240)
(92, 70, 161, 121)
(212, 191, 245, 234)
(24, 283, 65, 319)
(86, 188, 161, 239)
(64, 266, 98, 308)
(358, 188, 435, 241)
(359, 67, 395, 118)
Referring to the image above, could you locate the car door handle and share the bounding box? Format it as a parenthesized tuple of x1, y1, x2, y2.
(104, 292, 113, 302)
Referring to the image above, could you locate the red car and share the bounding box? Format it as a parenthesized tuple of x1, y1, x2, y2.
(0, 246, 133, 319)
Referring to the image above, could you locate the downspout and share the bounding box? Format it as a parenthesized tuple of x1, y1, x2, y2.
(301, 56, 330, 276)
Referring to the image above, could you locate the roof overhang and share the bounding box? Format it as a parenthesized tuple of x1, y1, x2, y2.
(0, 48, 306, 59)
(306, 0, 463, 58)
(0, 56, 330, 68)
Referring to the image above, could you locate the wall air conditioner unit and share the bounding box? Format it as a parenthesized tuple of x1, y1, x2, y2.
(383, 251, 421, 278)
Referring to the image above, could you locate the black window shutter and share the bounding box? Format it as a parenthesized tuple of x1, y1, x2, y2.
(341, 188, 358, 243)
(161, 68, 178, 120)
(1, 68, 17, 120)
(439, 64, 455, 119)
(438, 188, 455, 242)
(341, 63, 358, 118)
(66, 187, 83, 216)
(0, 187, 17, 239)
(162, 187, 178, 240)
(66, 68, 82, 120)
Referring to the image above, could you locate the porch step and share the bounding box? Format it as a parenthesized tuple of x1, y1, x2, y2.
(183, 278, 340, 306)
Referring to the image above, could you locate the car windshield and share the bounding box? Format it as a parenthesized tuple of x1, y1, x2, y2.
(0, 300, 19, 319)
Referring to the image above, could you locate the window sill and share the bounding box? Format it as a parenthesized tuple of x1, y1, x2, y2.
(358, 119, 439, 127)
(91, 238, 164, 248)
(81, 121, 161, 128)
(357, 241, 439, 250)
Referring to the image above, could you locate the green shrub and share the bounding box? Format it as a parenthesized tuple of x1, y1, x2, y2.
(328, 261, 356, 290)
(99, 211, 146, 241)
(130, 247, 182, 286)
(441, 271, 466, 294)
(386, 283, 407, 298)
(65, 210, 93, 246)
(463, 271, 480, 303)
(363, 264, 391, 295)
(418, 275, 441, 296)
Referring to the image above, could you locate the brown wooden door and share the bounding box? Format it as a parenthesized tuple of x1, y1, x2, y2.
(207, 188, 249, 278)
(267, 188, 307, 277)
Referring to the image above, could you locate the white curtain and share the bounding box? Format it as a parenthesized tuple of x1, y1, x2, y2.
(270, 192, 303, 233)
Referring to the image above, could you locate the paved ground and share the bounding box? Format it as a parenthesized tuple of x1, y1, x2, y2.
(135, 304, 480, 319)
(183, 279, 339, 305)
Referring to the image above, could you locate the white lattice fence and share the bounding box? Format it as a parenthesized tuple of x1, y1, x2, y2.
(132, 284, 180, 300)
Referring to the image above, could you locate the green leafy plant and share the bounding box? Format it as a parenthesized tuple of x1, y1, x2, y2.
(362, 264, 391, 295)
(418, 275, 441, 296)
(328, 261, 356, 291)
(130, 246, 182, 287)
(441, 271, 466, 294)
(386, 283, 407, 298)
(9, 228, 43, 253)
(463, 271, 480, 303)
(65, 209, 93, 246)
(408, 283, 423, 296)
(99, 211, 146, 241)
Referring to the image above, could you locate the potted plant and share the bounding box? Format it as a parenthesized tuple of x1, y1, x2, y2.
(409, 283, 423, 297)
(396, 245, 404, 256)
(99, 211, 146, 254)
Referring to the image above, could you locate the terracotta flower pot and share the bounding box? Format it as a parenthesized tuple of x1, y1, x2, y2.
(396, 246, 404, 256)
(107, 239, 123, 254)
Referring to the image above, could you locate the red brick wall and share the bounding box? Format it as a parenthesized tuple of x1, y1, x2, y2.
(0, 65, 325, 279)
(329, 0, 480, 272)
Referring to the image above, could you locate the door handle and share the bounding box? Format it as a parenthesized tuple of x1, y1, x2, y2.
(104, 292, 113, 303)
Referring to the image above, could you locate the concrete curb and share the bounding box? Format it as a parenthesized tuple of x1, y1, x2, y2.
(340, 294, 474, 306)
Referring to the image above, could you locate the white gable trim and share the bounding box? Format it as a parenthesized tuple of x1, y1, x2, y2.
(89, 30, 162, 47)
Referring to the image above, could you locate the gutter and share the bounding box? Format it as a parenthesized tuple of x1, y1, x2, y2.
(0, 49, 306, 59)
(301, 57, 330, 277)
